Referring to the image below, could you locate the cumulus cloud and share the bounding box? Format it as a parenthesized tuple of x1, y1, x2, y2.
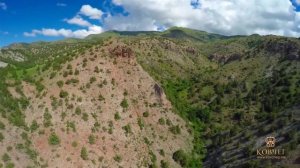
(24, 1, 300, 39)
(24, 25, 103, 38)
(103, 0, 300, 37)
(65, 16, 92, 27)
(24, 4, 104, 38)
(80, 4, 103, 19)
(0, 2, 7, 10)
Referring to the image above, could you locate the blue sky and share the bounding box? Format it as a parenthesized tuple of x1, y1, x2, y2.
(0, 0, 126, 46)
(1, 0, 300, 47)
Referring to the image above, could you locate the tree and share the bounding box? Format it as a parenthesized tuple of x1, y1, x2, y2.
(172, 150, 188, 167)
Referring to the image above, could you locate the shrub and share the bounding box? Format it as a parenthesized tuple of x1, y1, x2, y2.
(114, 112, 121, 120)
(71, 141, 77, 147)
(172, 150, 188, 167)
(161, 160, 169, 168)
(143, 111, 150, 117)
(158, 118, 165, 125)
(169, 125, 181, 135)
(48, 133, 60, 145)
(88, 134, 96, 144)
(75, 107, 81, 115)
(57, 80, 64, 88)
(74, 69, 79, 75)
(80, 147, 88, 160)
(0, 133, 4, 142)
(113, 155, 122, 162)
(30, 120, 39, 132)
(43, 111, 52, 127)
(120, 99, 129, 109)
(2, 153, 10, 162)
(0, 121, 5, 130)
(67, 64, 72, 69)
(137, 118, 144, 130)
(98, 94, 105, 101)
(82, 113, 89, 121)
(59, 90, 69, 98)
(89, 77, 96, 83)
(49, 72, 56, 79)
(122, 124, 132, 135)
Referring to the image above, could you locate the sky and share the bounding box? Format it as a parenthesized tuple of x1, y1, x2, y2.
(1, 0, 300, 47)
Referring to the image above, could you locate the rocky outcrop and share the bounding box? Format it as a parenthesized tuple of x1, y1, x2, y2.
(109, 45, 134, 58)
(263, 39, 300, 61)
(208, 53, 242, 64)
(185, 47, 196, 55)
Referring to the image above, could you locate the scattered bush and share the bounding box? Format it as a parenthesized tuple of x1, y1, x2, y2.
(57, 80, 64, 88)
(114, 112, 121, 120)
(82, 113, 89, 121)
(80, 147, 88, 160)
(172, 150, 188, 167)
(88, 134, 96, 144)
(0, 133, 4, 142)
(122, 124, 132, 135)
(2, 153, 10, 162)
(158, 118, 165, 125)
(143, 111, 150, 117)
(75, 107, 82, 115)
(0, 121, 5, 130)
(113, 155, 122, 162)
(48, 133, 60, 145)
(169, 125, 181, 135)
(30, 120, 39, 132)
(120, 99, 129, 109)
(59, 90, 69, 98)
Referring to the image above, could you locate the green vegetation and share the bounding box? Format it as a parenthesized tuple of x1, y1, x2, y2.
(48, 133, 60, 145)
(0, 133, 4, 142)
(113, 155, 122, 163)
(120, 98, 129, 109)
(59, 90, 68, 98)
(0, 121, 5, 130)
(0, 27, 299, 167)
(30, 120, 39, 132)
(88, 134, 96, 144)
(80, 147, 88, 160)
(143, 111, 150, 117)
(43, 111, 52, 127)
(114, 112, 121, 120)
(122, 124, 132, 135)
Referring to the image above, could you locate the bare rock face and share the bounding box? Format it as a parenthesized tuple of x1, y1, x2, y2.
(185, 47, 196, 55)
(208, 53, 242, 64)
(263, 39, 300, 61)
(154, 83, 163, 97)
(109, 45, 134, 58)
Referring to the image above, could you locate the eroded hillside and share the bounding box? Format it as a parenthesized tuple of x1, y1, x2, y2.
(0, 39, 192, 168)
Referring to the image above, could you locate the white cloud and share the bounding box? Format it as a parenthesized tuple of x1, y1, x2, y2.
(80, 5, 103, 19)
(0, 2, 7, 10)
(65, 16, 92, 27)
(56, 3, 67, 7)
(24, 25, 103, 38)
(296, 0, 300, 5)
(24, 1, 300, 39)
(102, 0, 300, 37)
